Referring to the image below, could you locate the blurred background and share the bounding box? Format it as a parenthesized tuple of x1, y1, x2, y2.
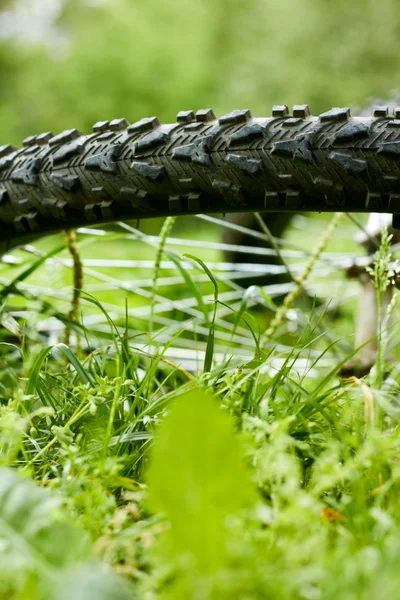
(0, 0, 399, 145)
(0, 0, 399, 368)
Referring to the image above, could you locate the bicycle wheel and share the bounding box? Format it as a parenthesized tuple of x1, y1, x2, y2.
(1, 104, 400, 254)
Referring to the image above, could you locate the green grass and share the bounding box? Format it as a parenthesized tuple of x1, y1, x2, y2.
(1, 214, 400, 599)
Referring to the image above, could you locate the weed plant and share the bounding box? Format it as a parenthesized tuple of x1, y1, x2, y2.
(0, 215, 400, 599)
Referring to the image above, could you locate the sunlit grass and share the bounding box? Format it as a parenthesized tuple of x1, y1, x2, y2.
(1, 214, 400, 598)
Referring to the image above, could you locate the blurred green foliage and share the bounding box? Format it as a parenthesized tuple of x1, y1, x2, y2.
(146, 389, 256, 590)
(1, 4, 400, 597)
(0, 0, 400, 146)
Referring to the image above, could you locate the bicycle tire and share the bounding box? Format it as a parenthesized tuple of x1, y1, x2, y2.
(1, 104, 400, 252)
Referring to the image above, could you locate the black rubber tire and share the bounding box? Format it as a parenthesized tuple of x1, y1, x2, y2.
(1, 104, 400, 251)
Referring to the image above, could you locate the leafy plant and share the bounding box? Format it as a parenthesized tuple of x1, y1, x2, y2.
(0, 467, 133, 599)
(0, 219, 400, 598)
(145, 388, 256, 598)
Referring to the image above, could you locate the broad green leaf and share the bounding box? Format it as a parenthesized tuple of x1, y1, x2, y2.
(0, 468, 92, 574)
(0, 467, 93, 599)
(0, 468, 134, 599)
(146, 389, 256, 576)
(54, 565, 134, 600)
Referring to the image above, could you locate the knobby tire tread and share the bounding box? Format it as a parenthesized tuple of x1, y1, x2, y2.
(1, 104, 400, 249)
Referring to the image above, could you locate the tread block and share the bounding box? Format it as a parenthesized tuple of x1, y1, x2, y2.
(272, 105, 289, 118)
(25, 212, 40, 231)
(187, 192, 206, 212)
(183, 122, 204, 131)
(11, 158, 40, 185)
(190, 144, 212, 166)
(92, 186, 110, 199)
(333, 185, 345, 206)
(49, 128, 82, 146)
(22, 135, 37, 147)
(14, 215, 28, 233)
(279, 174, 293, 183)
(42, 198, 68, 218)
(14, 212, 40, 232)
(172, 143, 196, 162)
(196, 108, 216, 122)
(373, 106, 390, 118)
(0, 189, 8, 204)
(333, 122, 370, 142)
(85, 145, 120, 173)
(50, 173, 81, 192)
(120, 187, 152, 211)
(130, 160, 166, 181)
(384, 176, 400, 192)
(176, 110, 195, 123)
(386, 119, 400, 128)
(84, 203, 99, 221)
(93, 120, 109, 133)
(272, 135, 314, 164)
(319, 107, 350, 122)
(293, 104, 311, 118)
(212, 179, 244, 205)
(0, 145, 16, 158)
(127, 116, 162, 134)
(41, 198, 56, 214)
(365, 193, 381, 209)
(389, 194, 400, 210)
(394, 108, 400, 119)
(169, 195, 188, 212)
(36, 132, 54, 144)
(264, 191, 280, 208)
(24, 144, 41, 156)
(285, 191, 302, 208)
(109, 118, 130, 131)
(378, 141, 400, 157)
(94, 132, 115, 142)
(313, 177, 343, 206)
(173, 135, 213, 166)
(52, 140, 84, 164)
(228, 123, 264, 146)
(393, 213, 400, 229)
(179, 177, 193, 189)
(99, 200, 114, 218)
(219, 109, 252, 126)
(226, 153, 262, 175)
(134, 130, 170, 153)
(0, 156, 14, 172)
(329, 152, 368, 175)
(282, 118, 303, 127)
(313, 176, 334, 193)
(55, 200, 69, 218)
